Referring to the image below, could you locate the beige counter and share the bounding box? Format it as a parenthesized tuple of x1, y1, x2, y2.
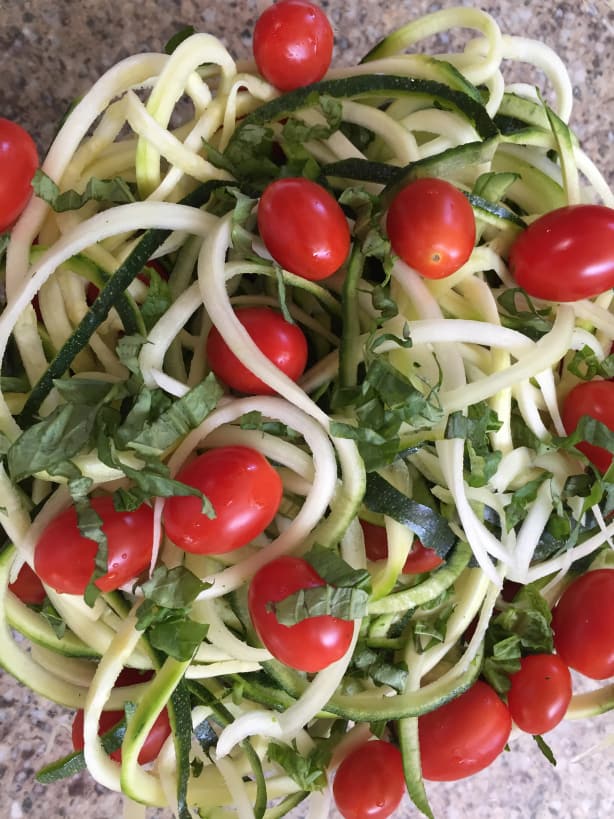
(0, 1, 613, 817)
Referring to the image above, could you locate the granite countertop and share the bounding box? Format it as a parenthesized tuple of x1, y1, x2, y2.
(1, 1, 613, 818)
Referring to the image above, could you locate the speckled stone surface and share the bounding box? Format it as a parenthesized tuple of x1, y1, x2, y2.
(0, 1, 613, 817)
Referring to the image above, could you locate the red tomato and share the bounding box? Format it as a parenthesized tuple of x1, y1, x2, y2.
(253, 0, 334, 91)
(561, 380, 614, 473)
(509, 205, 614, 302)
(333, 740, 406, 819)
(8, 562, 46, 605)
(419, 681, 511, 781)
(386, 178, 475, 279)
(34, 497, 153, 595)
(360, 520, 443, 574)
(258, 178, 350, 281)
(507, 654, 572, 735)
(72, 705, 170, 764)
(164, 446, 282, 554)
(206, 306, 308, 395)
(552, 569, 614, 680)
(248, 555, 354, 672)
(0, 118, 38, 232)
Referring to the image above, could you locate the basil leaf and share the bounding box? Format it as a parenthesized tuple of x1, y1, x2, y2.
(566, 345, 614, 381)
(268, 741, 329, 792)
(364, 473, 456, 556)
(40, 599, 66, 639)
(139, 564, 209, 609)
(505, 474, 551, 530)
(52, 378, 120, 406)
(32, 169, 134, 213)
(272, 584, 369, 625)
(148, 617, 209, 661)
(497, 288, 553, 341)
(127, 373, 223, 456)
(533, 734, 557, 766)
(302, 543, 371, 589)
(140, 268, 172, 331)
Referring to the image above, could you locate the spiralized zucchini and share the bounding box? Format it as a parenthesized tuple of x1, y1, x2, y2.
(1, 5, 613, 819)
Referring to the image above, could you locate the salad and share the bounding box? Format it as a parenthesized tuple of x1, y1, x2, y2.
(1, 2, 613, 818)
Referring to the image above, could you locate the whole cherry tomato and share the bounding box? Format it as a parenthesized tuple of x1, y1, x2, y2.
(333, 740, 406, 819)
(34, 497, 153, 595)
(258, 178, 350, 281)
(206, 306, 308, 395)
(386, 177, 476, 279)
(419, 680, 512, 780)
(163, 446, 283, 554)
(0, 118, 39, 232)
(509, 204, 614, 302)
(8, 562, 46, 605)
(253, 0, 334, 91)
(561, 380, 614, 473)
(248, 555, 354, 672)
(360, 520, 443, 574)
(552, 569, 614, 679)
(507, 653, 572, 735)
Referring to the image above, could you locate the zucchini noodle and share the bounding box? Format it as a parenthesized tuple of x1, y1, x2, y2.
(1, 6, 613, 819)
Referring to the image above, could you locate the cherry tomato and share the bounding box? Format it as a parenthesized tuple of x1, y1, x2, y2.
(0, 118, 39, 232)
(258, 178, 350, 281)
(164, 446, 283, 554)
(552, 569, 614, 679)
(8, 563, 46, 606)
(509, 205, 614, 302)
(419, 680, 511, 781)
(72, 705, 170, 764)
(507, 654, 572, 735)
(333, 740, 406, 819)
(253, 0, 334, 91)
(248, 555, 354, 672)
(561, 380, 614, 473)
(360, 520, 443, 574)
(34, 496, 154, 595)
(206, 306, 308, 395)
(386, 178, 476, 279)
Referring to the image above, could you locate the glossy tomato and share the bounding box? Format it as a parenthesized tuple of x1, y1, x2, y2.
(248, 555, 354, 672)
(34, 497, 153, 595)
(163, 446, 282, 554)
(0, 118, 38, 232)
(258, 178, 350, 281)
(552, 569, 614, 679)
(419, 680, 511, 781)
(360, 520, 443, 574)
(8, 562, 46, 605)
(386, 177, 475, 279)
(507, 653, 572, 735)
(561, 380, 614, 473)
(206, 306, 308, 395)
(509, 204, 614, 302)
(333, 740, 406, 819)
(253, 0, 334, 91)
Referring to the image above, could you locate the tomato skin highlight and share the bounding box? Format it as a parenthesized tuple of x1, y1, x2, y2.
(163, 446, 283, 554)
(360, 520, 443, 574)
(206, 306, 308, 395)
(258, 178, 350, 281)
(419, 680, 512, 781)
(552, 569, 614, 680)
(507, 654, 572, 735)
(248, 556, 354, 672)
(561, 380, 614, 473)
(509, 204, 614, 302)
(0, 118, 39, 232)
(34, 497, 154, 595)
(386, 177, 475, 279)
(333, 740, 406, 819)
(8, 563, 46, 605)
(253, 0, 334, 91)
